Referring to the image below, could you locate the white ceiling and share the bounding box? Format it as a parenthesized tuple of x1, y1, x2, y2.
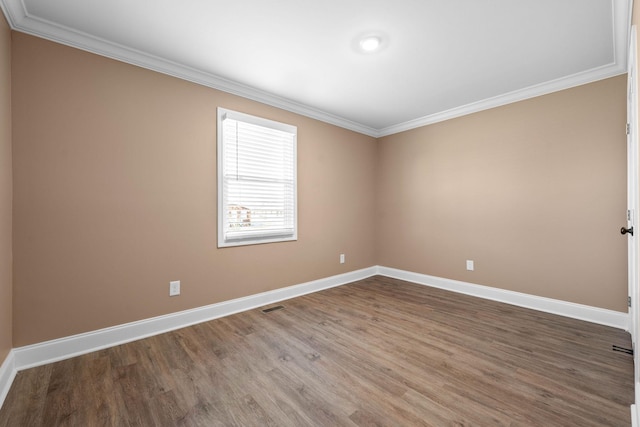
(0, 0, 631, 137)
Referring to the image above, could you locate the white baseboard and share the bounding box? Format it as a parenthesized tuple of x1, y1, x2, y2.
(0, 350, 16, 410)
(634, 382, 640, 427)
(2, 264, 629, 412)
(13, 266, 378, 371)
(376, 266, 629, 330)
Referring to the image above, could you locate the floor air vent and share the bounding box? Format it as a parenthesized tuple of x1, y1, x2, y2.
(262, 305, 285, 313)
(612, 345, 633, 355)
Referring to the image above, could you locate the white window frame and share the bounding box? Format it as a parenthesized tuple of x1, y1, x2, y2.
(217, 107, 298, 248)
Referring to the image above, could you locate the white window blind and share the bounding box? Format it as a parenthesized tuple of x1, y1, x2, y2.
(217, 108, 297, 247)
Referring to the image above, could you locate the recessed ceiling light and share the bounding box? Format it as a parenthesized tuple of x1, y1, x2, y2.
(360, 36, 381, 52)
(352, 31, 389, 54)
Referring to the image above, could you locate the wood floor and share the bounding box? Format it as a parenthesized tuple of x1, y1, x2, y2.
(0, 276, 634, 426)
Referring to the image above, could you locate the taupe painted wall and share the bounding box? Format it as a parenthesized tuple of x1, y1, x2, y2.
(11, 33, 377, 346)
(9, 30, 629, 347)
(0, 17, 11, 363)
(377, 76, 628, 311)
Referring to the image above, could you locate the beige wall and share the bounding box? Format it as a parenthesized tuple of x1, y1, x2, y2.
(11, 33, 377, 346)
(9, 30, 630, 346)
(0, 17, 11, 363)
(376, 76, 628, 311)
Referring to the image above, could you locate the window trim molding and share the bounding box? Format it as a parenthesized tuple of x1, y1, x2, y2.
(216, 107, 298, 248)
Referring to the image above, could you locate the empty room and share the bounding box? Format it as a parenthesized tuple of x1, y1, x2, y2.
(1, 0, 640, 425)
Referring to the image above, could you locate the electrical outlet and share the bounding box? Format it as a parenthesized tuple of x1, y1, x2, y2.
(340, 253, 345, 264)
(466, 260, 474, 271)
(169, 280, 181, 296)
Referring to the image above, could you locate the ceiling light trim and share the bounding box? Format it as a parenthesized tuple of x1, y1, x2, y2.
(359, 36, 380, 52)
(353, 31, 389, 55)
(0, 0, 631, 139)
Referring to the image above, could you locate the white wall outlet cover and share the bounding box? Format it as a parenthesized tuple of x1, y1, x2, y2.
(340, 254, 345, 264)
(169, 280, 181, 296)
(466, 260, 474, 271)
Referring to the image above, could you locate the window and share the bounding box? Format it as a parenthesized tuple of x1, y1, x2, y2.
(217, 108, 297, 247)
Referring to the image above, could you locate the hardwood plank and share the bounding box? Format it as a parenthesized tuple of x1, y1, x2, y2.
(0, 364, 51, 427)
(0, 276, 633, 426)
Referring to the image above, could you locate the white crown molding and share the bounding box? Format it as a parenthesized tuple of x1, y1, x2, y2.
(0, 350, 16, 411)
(377, 63, 627, 137)
(376, 266, 629, 330)
(0, 0, 631, 138)
(379, 0, 631, 136)
(375, 0, 631, 137)
(0, 0, 379, 138)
